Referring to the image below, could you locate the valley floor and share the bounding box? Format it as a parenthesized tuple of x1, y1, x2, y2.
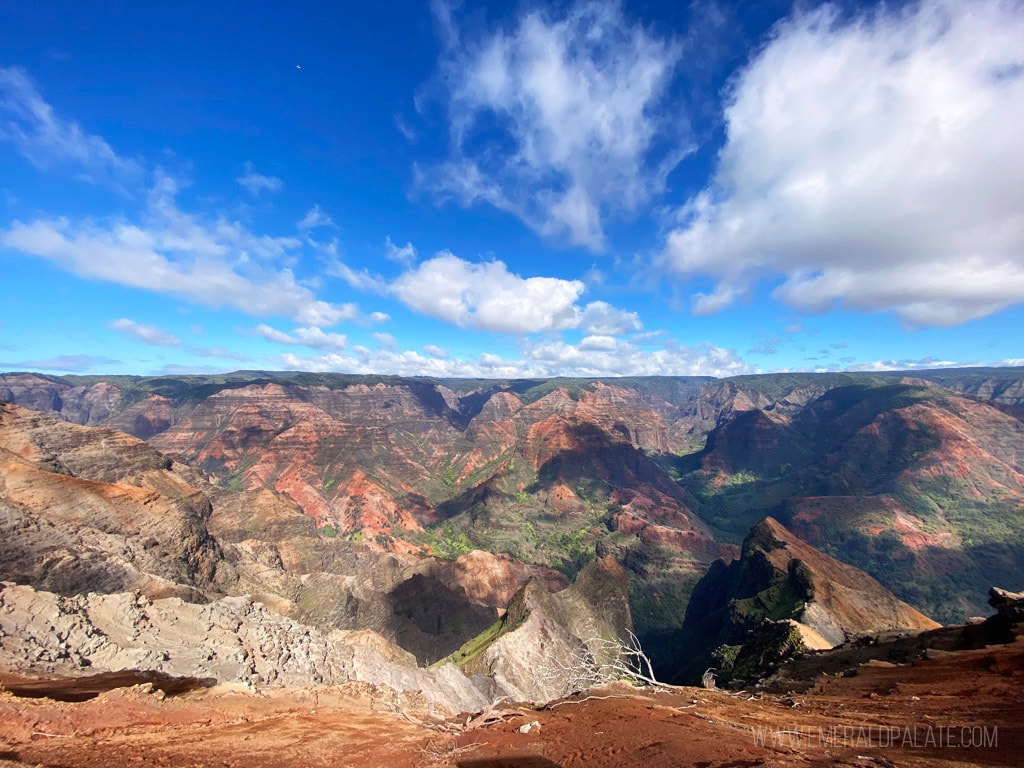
(1, 636, 1021, 768)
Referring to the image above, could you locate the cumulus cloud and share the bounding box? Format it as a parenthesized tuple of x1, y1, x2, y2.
(844, 357, 962, 372)
(254, 323, 349, 352)
(424, 1, 687, 249)
(236, 162, 283, 195)
(578, 301, 642, 335)
(522, 337, 751, 377)
(1, 173, 355, 327)
(109, 318, 181, 347)
(277, 348, 529, 378)
(276, 336, 751, 378)
(661, 0, 1024, 326)
(389, 252, 643, 335)
(390, 252, 584, 333)
(0, 66, 142, 186)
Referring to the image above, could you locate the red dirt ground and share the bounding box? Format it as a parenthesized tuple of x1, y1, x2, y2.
(1, 636, 1021, 768)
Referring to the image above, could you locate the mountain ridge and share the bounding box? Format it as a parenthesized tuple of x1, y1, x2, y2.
(2, 367, 1022, 634)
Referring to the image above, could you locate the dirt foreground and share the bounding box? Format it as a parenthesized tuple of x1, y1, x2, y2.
(1, 636, 1021, 768)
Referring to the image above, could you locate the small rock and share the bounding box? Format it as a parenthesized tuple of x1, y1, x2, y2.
(863, 660, 896, 668)
(518, 720, 541, 734)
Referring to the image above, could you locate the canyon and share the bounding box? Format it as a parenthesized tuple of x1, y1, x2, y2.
(1, 367, 1022, 765)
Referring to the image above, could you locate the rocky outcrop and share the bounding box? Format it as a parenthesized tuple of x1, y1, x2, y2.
(685, 382, 1024, 624)
(0, 373, 122, 425)
(989, 587, 1024, 623)
(0, 404, 228, 600)
(0, 582, 497, 714)
(2, 370, 1022, 656)
(416, 550, 569, 611)
(671, 517, 938, 685)
(454, 556, 635, 703)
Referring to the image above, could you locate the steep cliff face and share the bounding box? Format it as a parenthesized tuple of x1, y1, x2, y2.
(0, 404, 227, 600)
(2, 369, 1022, 640)
(678, 383, 1024, 622)
(450, 556, 635, 703)
(670, 517, 938, 685)
(0, 373, 123, 425)
(0, 404, 535, 669)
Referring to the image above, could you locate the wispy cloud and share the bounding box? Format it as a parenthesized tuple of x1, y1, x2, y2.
(384, 236, 416, 266)
(236, 161, 283, 195)
(661, 0, 1024, 326)
(109, 318, 181, 347)
(423, 1, 688, 250)
(254, 323, 349, 352)
(0, 66, 143, 187)
(5, 354, 122, 372)
(423, 344, 449, 359)
(188, 346, 253, 361)
(109, 319, 254, 360)
(2, 172, 355, 327)
(297, 204, 335, 230)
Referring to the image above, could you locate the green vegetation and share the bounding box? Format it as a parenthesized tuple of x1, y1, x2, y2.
(318, 524, 337, 538)
(418, 524, 475, 560)
(711, 621, 807, 685)
(436, 618, 505, 669)
(221, 455, 258, 491)
(629, 574, 699, 637)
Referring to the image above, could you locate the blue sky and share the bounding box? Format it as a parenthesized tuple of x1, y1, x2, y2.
(1, 0, 1022, 378)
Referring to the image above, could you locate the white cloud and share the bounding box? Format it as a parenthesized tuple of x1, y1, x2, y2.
(236, 162, 283, 195)
(326, 257, 389, 293)
(109, 318, 181, 347)
(390, 252, 583, 333)
(389, 252, 643, 336)
(523, 337, 751, 377)
(661, 0, 1024, 326)
(0, 66, 142, 186)
(297, 204, 335, 230)
(372, 332, 397, 349)
(304, 235, 389, 293)
(2, 173, 355, 327)
(578, 335, 617, 351)
(277, 348, 530, 378)
(384, 236, 417, 266)
(578, 301, 642, 335)
(254, 324, 293, 344)
(423, 344, 449, 359)
(275, 336, 751, 378)
(845, 357, 962, 372)
(255, 323, 349, 352)
(425, 1, 687, 249)
(394, 114, 418, 143)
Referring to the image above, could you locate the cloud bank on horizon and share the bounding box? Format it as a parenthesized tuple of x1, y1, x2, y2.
(1, 0, 1022, 378)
